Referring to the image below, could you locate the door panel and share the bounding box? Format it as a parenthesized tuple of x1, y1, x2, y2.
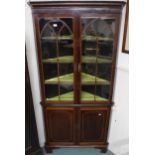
(80, 15, 118, 103)
(39, 16, 76, 103)
(46, 108, 75, 143)
(80, 108, 108, 142)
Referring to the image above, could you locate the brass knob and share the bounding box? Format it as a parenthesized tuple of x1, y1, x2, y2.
(98, 113, 102, 116)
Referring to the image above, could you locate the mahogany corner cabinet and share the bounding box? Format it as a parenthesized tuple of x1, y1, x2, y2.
(29, 1, 125, 153)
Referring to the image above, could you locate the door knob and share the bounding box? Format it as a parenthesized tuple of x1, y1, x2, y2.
(98, 113, 102, 116)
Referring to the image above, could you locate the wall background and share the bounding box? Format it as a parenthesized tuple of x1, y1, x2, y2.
(25, 0, 128, 154)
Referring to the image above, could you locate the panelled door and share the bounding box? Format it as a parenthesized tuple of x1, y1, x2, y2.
(79, 108, 109, 143)
(45, 108, 75, 144)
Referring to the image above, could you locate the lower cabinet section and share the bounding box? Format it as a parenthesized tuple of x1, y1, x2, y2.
(45, 107, 110, 147)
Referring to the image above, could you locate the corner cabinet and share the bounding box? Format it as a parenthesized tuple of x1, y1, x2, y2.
(29, 1, 125, 153)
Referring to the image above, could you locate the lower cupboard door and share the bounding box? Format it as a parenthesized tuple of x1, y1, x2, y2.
(80, 108, 110, 143)
(45, 108, 75, 144)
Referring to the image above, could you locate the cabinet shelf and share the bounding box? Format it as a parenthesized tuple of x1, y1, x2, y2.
(44, 73, 110, 85)
(82, 35, 113, 41)
(42, 35, 73, 41)
(82, 56, 112, 63)
(81, 73, 110, 85)
(46, 91, 108, 101)
(42, 56, 73, 63)
(45, 73, 73, 84)
(42, 56, 112, 64)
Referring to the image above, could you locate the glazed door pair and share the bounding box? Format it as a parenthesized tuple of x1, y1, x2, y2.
(38, 14, 117, 104)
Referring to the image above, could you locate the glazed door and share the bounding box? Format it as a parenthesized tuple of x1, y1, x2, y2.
(79, 15, 119, 103)
(37, 15, 77, 104)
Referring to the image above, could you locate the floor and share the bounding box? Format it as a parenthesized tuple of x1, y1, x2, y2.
(43, 148, 115, 155)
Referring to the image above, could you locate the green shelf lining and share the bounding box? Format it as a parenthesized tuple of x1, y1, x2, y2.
(82, 35, 113, 41)
(42, 56, 73, 63)
(44, 72, 110, 85)
(42, 35, 73, 40)
(46, 91, 108, 101)
(45, 73, 74, 84)
(82, 56, 112, 63)
(42, 56, 112, 64)
(81, 73, 110, 85)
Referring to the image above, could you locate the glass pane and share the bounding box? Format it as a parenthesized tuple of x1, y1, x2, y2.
(40, 18, 74, 102)
(81, 17, 115, 102)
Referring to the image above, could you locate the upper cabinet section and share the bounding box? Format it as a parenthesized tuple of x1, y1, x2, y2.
(30, 1, 125, 104)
